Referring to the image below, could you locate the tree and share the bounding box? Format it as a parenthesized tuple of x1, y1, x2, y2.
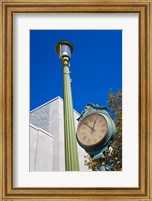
(84, 90, 122, 171)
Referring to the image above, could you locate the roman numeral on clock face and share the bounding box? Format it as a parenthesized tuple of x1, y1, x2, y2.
(87, 138, 91, 143)
(89, 117, 93, 122)
(82, 135, 87, 140)
(93, 138, 97, 143)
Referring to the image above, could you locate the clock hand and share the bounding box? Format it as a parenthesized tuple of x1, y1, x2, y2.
(84, 122, 96, 132)
(91, 118, 97, 134)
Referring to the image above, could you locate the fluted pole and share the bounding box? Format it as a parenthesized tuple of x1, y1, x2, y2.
(61, 56, 80, 171)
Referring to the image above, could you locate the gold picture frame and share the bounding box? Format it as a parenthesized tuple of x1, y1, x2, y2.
(0, 0, 152, 200)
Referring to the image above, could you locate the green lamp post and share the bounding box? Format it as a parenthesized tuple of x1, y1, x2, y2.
(55, 40, 80, 171)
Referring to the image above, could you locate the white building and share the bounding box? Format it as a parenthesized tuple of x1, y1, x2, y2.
(30, 96, 89, 171)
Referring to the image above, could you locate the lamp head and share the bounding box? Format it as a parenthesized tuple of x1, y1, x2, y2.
(55, 40, 73, 60)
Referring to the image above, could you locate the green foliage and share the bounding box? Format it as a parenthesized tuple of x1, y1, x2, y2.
(84, 90, 122, 171)
(105, 89, 122, 171)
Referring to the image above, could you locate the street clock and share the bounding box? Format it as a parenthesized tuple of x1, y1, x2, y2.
(76, 103, 116, 156)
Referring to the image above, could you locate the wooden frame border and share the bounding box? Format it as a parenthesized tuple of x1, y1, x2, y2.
(0, 0, 151, 200)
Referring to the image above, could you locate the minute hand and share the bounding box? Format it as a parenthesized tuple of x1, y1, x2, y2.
(91, 119, 97, 134)
(84, 122, 95, 132)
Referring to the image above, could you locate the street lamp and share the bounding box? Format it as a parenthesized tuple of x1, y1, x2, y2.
(55, 40, 80, 171)
(56, 40, 73, 60)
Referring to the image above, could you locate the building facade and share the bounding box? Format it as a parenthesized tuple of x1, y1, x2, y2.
(30, 97, 89, 171)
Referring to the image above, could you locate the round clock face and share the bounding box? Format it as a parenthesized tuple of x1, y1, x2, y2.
(77, 113, 108, 147)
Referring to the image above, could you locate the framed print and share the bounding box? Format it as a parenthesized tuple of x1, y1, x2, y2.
(0, 0, 152, 200)
(14, 14, 135, 187)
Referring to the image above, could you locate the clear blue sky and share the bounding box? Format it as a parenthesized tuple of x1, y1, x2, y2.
(30, 30, 122, 113)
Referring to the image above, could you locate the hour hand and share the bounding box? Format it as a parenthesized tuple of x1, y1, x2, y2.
(84, 122, 95, 132)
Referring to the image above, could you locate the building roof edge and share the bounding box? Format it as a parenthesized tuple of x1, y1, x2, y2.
(30, 96, 80, 116)
(30, 123, 54, 138)
(30, 96, 62, 113)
